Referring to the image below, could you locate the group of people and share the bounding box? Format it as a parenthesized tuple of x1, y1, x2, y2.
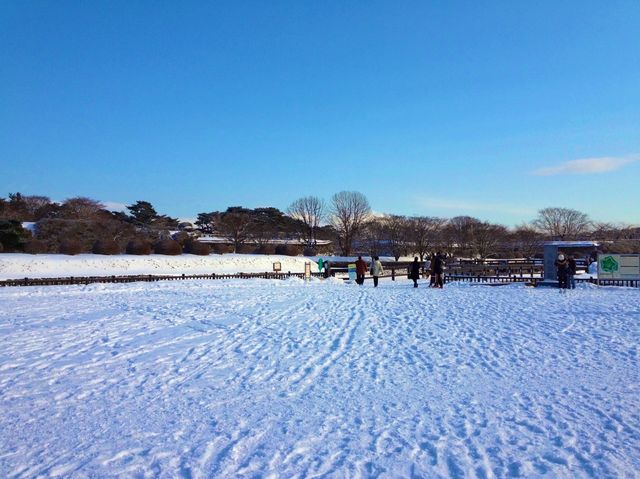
(554, 253, 577, 289)
(411, 252, 445, 288)
(319, 253, 446, 289)
(355, 256, 384, 287)
(320, 256, 386, 286)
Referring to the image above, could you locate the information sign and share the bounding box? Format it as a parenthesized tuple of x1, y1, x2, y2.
(348, 263, 357, 282)
(304, 262, 311, 280)
(598, 254, 640, 280)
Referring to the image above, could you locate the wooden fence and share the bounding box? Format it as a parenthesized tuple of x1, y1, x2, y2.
(0, 272, 325, 288)
(445, 275, 640, 288)
(2, 270, 636, 289)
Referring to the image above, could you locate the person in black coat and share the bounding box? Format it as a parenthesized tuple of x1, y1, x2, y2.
(432, 252, 445, 288)
(554, 253, 569, 289)
(410, 257, 421, 288)
(323, 260, 331, 279)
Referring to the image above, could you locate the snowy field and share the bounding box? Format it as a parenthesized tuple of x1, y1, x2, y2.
(0, 254, 317, 280)
(1, 278, 638, 478)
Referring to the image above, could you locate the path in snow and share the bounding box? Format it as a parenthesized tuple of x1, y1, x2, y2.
(0, 279, 638, 478)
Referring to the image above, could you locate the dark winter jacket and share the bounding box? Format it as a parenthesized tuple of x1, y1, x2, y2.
(323, 261, 331, 278)
(432, 255, 444, 274)
(567, 258, 577, 275)
(355, 259, 368, 276)
(410, 261, 421, 280)
(555, 259, 569, 276)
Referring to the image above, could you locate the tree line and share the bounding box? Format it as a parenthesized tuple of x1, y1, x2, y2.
(0, 191, 638, 257)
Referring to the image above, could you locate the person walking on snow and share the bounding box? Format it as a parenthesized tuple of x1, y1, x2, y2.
(355, 256, 368, 285)
(555, 253, 569, 290)
(428, 254, 437, 287)
(410, 257, 421, 288)
(370, 256, 384, 287)
(432, 252, 445, 288)
(323, 260, 331, 279)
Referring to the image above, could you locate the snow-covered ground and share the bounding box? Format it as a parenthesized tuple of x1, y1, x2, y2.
(1, 278, 638, 478)
(0, 254, 319, 280)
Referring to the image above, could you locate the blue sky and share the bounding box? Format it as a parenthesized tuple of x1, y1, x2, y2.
(2, 1, 639, 226)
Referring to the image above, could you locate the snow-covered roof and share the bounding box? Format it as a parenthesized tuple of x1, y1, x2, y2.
(543, 241, 599, 248)
(197, 235, 332, 245)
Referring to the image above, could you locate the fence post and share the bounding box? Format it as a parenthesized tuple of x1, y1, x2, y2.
(391, 268, 395, 281)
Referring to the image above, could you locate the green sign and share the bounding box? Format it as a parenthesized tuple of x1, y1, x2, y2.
(600, 256, 619, 273)
(598, 254, 640, 280)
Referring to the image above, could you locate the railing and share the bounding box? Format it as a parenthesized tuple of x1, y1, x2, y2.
(0, 272, 325, 288)
(2, 272, 636, 288)
(446, 266, 543, 277)
(446, 275, 537, 285)
(445, 275, 639, 288)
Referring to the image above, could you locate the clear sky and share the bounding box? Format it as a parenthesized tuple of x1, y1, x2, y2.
(2, 1, 639, 226)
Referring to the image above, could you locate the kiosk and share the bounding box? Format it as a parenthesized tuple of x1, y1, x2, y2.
(537, 241, 599, 287)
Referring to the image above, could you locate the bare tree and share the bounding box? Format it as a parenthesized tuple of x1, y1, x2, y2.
(21, 195, 53, 219)
(329, 191, 371, 256)
(469, 221, 508, 258)
(445, 216, 481, 256)
(287, 196, 325, 247)
(532, 207, 591, 240)
(362, 218, 386, 257)
(4, 193, 56, 221)
(383, 215, 411, 261)
(215, 207, 254, 253)
(60, 197, 105, 219)
(511, 224, 544, 258)
(407, 216, 446, 261)
(590, 222, 627, 241)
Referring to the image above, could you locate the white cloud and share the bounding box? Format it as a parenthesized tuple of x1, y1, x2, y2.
(102, 201, 128, 212)
(533, 156, 637, 176)
(415, 197, 534, 216)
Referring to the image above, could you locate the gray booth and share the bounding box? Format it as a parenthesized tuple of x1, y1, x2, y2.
(537, 241, 599, 287)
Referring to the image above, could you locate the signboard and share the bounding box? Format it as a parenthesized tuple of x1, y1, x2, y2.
(598, 254, 640, 280)
(304, 262, 311, 280)
(348, 263, 357, 282)
(272, 262, 281, 272)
